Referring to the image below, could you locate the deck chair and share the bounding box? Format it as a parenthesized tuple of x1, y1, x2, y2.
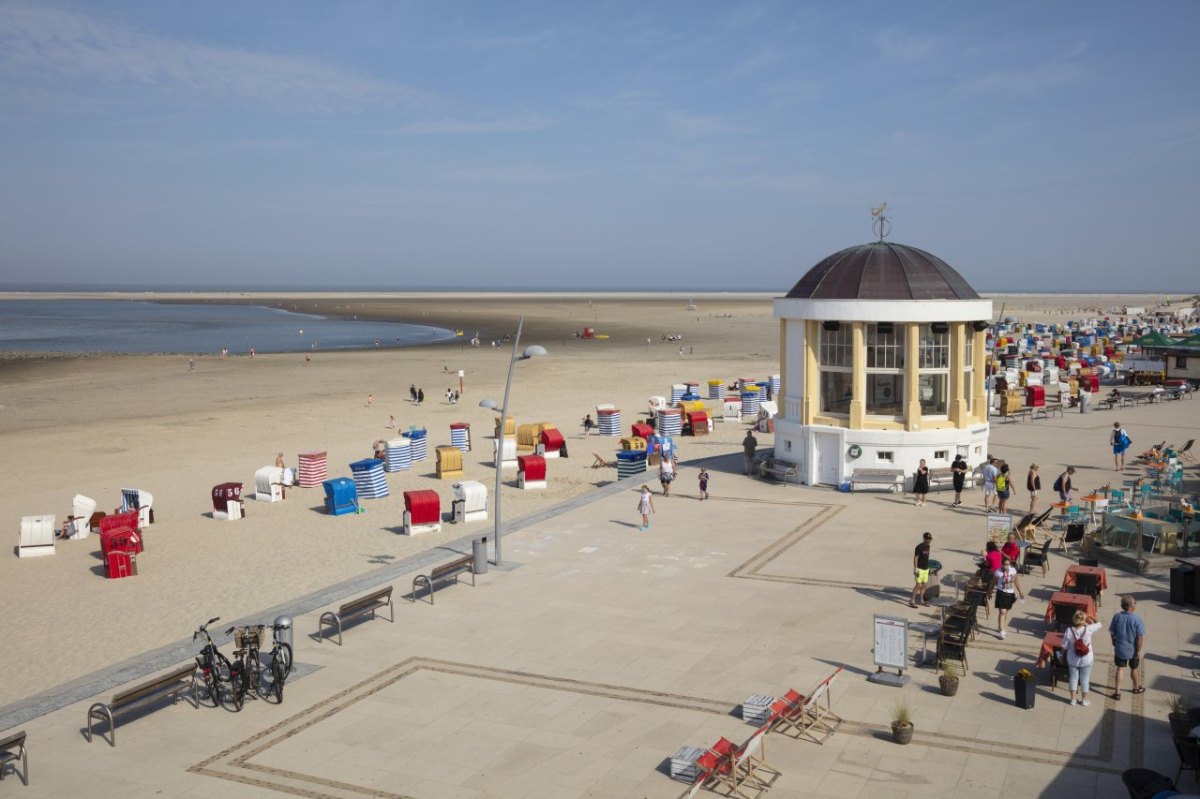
(1013, 513, 1036, 542)
(591, 453, 614, 469)
(66, 495, 97, 540)
(1061, 523, 1087, 555)
(795, 667, 844, 745)
(1019, 508, 1055, 542)
(1177, 439, 1195, 463)
(730, 730, 779, 796)
(1023, 539, 1052, 577)
(17, 515, 56, 558)
(1069, 572, 1102, 608)
(764, 689, 805, 736)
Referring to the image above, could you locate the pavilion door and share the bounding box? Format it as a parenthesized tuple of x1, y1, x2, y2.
(815, 433, 840, 485)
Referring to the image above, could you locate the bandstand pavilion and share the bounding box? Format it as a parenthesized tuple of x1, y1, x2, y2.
(772, 240, 994, 487)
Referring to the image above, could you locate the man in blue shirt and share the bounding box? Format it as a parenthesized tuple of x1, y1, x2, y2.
(1109, 595, 1146, 700)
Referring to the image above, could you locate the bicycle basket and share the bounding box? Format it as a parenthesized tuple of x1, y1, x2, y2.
(234, 625, 265, 650)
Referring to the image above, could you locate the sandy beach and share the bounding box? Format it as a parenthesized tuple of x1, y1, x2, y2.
(0, 290, 1186, 708)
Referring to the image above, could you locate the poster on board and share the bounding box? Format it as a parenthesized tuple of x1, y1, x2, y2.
(872, 615, 908, 671)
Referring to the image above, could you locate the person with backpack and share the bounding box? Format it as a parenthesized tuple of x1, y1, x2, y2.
(1064, 610, 1103, 706)
(1110, 422, 1131, 471)
(1053, 466, 1076, 503)
(996, 463, 1016, 514)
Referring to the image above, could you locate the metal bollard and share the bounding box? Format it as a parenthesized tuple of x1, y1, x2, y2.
(273, 615, 293, 651)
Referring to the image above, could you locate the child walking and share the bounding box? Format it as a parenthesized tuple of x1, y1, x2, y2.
(637, 485, 655, 531)
(698, 466, 709, 500)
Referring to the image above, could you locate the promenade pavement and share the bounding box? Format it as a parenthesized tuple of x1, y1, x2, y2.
(3, 394, 1197, 798)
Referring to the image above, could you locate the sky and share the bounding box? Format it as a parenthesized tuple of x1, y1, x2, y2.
(1, 1, 1198, 293)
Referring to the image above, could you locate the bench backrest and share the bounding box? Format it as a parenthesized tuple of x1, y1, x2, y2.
(852, 468, 903, 478)
(111, 664, 194, 707)
(0, 730, 25, 751)
(340, 586, 393, 615)
(431, 555, 473, 581)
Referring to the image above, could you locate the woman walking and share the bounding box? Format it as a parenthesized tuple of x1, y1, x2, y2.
(1026, 463, 1041, 513)
(913, 458, 930, 507)
(659, 457, 676, 497)
(993, 555, 1025, 640)
(996, 463, 1016, 514)
(1064, 611, 1103, 706)
(637, 484, 655, 531)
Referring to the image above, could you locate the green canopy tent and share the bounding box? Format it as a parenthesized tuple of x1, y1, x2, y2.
(1130, 331, 1177, 349)
(1175, 333, 1200, 348)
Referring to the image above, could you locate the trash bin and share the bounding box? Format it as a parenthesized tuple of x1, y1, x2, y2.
(472, 537, 489, 574)
(1079, 390, 1090, 414)
(273, 615, 293, 651)
(1170, 566, 1195, 606)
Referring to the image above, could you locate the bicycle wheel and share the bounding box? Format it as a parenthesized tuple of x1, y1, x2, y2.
(197, 660, 221, 708)
(258, 644, 291, 703)
(214, 652, 243, 712)
(276, 642, 293, 680)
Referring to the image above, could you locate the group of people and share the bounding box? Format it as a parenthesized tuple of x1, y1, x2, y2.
(912, 530, 1147, 706)
(409, 385, 425, 404)
(634, 462, 711, 530)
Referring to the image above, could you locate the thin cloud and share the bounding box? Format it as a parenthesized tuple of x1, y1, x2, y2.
(392, 115, 553, 135)
(456, 29, 557, 49)
(958, 42, 1089, 97)
(871, 28, 940, 61)
(0, 2, 431, 112)
(436, 165, 571, 185)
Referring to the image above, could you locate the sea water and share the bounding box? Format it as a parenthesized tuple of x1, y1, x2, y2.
(0, 300, 455, 354)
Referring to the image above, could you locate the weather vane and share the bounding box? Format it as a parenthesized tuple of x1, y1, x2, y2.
(870, 202, 890, 242)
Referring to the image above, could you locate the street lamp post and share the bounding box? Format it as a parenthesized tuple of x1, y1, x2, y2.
(479, 317, 546, 567)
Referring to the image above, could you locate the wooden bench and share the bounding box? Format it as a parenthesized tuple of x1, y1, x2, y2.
(1033, 403, 1064, 419)
(1000, 407, 1033, 423)
(0, 730, 28, 785)
(850, 468, 904, 493)
(757, 458, 800, 485)
(928, 468, 956, 491)
(412, 553, 476, 605)
(317, 586, 394, 645)
(85, 664, 197, 747)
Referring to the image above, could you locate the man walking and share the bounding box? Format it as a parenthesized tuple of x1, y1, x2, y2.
(1111, 421, 1131, 471)
(981, 456, 999, 512)
(1109, 595, 1146, 700)
(950, 452, 968, 507)
(910, 532, 933, 608)
(742, 430, 758, 475)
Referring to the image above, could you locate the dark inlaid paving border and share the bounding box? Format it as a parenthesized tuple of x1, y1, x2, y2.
(190, 656, 1136, 799)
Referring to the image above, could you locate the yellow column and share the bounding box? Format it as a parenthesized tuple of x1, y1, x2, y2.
(779, 319, 787, 416)
(949, 323, 966, 426)
(972, 327, 987, 421)
(904, 323, 921, 429)
(849, 322, 865, 429)
(802, 320, 819, 425)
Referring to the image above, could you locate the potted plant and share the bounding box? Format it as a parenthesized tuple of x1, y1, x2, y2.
(939, 662, 960, 697)
(891, 700, 914, 744)
(1014, 668, 1036, 709)
(1168, 694, 1193, 737)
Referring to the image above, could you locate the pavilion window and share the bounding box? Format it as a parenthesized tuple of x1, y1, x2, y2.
(865, 323, 904, 417)
(918, 324, 949, 416)
(818, 324, 852, 415)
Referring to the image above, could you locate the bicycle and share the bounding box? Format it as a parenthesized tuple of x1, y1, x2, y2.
(224, 625, 266, 712)
(255, 621, 293, 703)
(192, 618, 235, 710)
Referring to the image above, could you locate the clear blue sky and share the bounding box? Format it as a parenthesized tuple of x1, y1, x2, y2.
(1, 1, 1197, 292)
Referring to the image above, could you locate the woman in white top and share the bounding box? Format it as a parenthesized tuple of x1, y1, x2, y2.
(1064, 610, 1103, 706)
(992, 556, 1025, 640)
(658, 458, 676, 497)
(637, 485, 655, 531)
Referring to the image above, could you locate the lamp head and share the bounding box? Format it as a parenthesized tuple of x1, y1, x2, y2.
(479, 398, 499, 410)
(520, 345, 548, 360)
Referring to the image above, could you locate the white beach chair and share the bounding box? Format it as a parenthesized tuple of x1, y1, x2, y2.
(254, 466, 284, 502)
(18, 515, 56, 558)
(67, 495, 97, 540)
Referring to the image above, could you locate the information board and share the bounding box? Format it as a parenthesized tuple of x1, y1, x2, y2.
(986, 513, 1013, 541)
(872, 615, 908, 671)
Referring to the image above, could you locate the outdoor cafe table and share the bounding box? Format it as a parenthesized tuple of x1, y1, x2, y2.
(1062, 564, 1108, 593)
(1037, 632, 1064, 668)
(1045, 591, 1097, 625)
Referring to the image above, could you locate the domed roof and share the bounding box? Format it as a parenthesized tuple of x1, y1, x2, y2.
(785, 242, 980, 301)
